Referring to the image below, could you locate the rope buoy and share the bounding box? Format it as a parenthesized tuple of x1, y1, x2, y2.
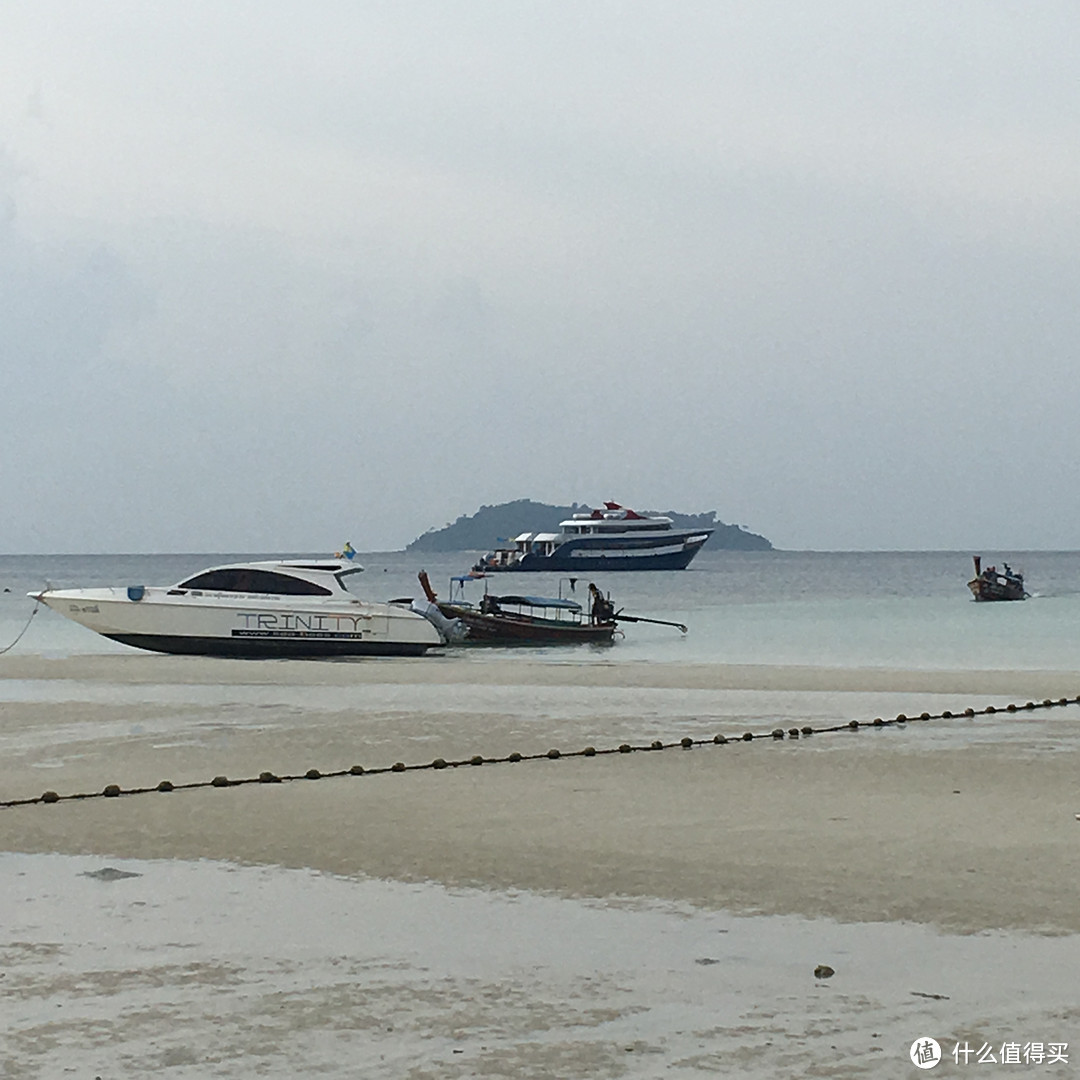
(7, 695, 1079, 810)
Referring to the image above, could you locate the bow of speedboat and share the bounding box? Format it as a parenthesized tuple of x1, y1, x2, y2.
(30, 587, 141, 635)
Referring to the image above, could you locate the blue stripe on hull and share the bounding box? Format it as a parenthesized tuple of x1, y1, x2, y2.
(515, 547, 703, 572)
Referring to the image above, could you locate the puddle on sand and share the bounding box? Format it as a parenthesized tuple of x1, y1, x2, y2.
(2, 853, 1077, 1079)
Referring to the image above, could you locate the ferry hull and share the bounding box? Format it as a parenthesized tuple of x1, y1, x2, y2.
(485, 537, 709, 572)
(518, 548, 702, 572)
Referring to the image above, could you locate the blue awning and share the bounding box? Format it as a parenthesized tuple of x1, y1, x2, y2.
(494, 595, 582, 611)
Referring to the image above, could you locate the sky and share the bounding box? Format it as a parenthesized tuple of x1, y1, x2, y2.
(2, 1, 1079, 553)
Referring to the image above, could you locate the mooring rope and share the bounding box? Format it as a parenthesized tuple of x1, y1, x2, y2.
(2, 695, 1077, 810)
(0, 597, 40, 657)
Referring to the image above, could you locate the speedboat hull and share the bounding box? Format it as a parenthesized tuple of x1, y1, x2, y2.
(36, 587, 442, 658)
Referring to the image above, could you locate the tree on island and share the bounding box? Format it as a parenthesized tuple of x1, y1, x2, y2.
(405, 499, 772, 553)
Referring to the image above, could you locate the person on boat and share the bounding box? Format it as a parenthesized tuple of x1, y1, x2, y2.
(589, 583, 615, 624)
(480, 594, 502, 615)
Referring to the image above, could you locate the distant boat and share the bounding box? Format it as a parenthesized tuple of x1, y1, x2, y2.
(967, 555, 1028, 602)
(472, 501, 713, 572)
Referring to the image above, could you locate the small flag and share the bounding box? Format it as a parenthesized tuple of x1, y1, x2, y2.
(335, 542, 356, 560)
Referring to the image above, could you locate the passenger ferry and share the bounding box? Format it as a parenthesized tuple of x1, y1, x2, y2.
(472, 503, 713, 572)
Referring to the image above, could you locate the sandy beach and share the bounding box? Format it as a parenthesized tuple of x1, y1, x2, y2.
(3, 654, 1079, 1076)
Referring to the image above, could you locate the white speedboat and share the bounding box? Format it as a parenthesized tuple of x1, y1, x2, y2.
(31, 560, 444, 658)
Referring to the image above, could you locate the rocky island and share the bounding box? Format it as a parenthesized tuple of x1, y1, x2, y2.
(406, 499, 772, 553)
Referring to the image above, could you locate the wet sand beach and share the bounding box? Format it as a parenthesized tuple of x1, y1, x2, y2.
(3, 653, 1080, 1076)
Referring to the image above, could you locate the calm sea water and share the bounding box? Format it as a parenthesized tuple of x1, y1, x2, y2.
(1, 549, 1079, 671)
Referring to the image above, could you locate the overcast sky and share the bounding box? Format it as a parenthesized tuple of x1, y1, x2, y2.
(2, 2, 1078, 553)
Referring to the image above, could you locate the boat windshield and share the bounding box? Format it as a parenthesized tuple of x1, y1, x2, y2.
(177, 568, 332, 596)
(335, 566, 365, 592)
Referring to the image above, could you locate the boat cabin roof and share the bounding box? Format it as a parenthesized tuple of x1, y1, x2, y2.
(173, 560, 363, 597)
(492, 594, 582, 611)
(447, 575, 582, 611)
(557, 516, 673, 532)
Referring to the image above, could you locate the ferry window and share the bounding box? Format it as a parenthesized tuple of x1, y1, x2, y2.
(178, 569, 332, 595)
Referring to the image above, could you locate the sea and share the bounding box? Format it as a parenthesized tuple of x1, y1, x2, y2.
(2, 547, 1079, 671)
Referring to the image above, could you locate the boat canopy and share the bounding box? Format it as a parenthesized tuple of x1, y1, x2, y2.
(492, 595, 582, 611)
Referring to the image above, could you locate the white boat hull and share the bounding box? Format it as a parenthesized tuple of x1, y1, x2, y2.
(37, 587, 442, 658)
